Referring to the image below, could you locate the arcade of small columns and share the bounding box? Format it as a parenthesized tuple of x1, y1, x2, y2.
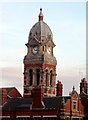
(24, 64, 56, 88)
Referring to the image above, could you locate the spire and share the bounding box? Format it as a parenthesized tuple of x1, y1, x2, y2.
(39, 8, 43, 21)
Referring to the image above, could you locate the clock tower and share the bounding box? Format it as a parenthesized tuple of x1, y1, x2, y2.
(23, 8, 57, 97)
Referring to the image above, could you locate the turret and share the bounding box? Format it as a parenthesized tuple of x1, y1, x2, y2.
(23, 8, 57, 97)
(38, 8, 43, 21)
(80, 78, 88, 94)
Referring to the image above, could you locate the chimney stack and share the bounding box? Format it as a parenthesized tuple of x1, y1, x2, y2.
(32, 86, 45, 109)
(2, 88, 7, 105)
(80, 78, 88, 94)
(56, 80, 63, 96)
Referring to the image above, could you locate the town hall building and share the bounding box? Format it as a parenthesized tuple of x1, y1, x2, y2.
(1, 8, 88, 120)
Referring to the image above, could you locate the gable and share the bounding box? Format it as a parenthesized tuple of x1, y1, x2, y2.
(71, 90, 79, 99)
(6, 87, 14, 94)
(7, 88, 22, 98)
(29, 37, 40, 46)
(72, 92, 79, 99)
(46, 39, 55, 47)
(3, 87, 22, 99)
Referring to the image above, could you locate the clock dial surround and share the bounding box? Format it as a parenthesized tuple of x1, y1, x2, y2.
(32, 46, 38, 54)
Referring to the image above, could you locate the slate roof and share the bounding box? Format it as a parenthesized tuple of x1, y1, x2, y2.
(2, 96, 71, 110)
(28, 9, 53, 44)
(1, 87, 22, 98)
(2, 98, 33, 110)
(44, 96, 70, 109)
(6, 87, 14, 94)
(7, 87, 22, 98)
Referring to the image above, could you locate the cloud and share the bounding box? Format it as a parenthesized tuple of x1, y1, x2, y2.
(0, 2, 86, 96)
(56, 63, 86, 95)
(1, 67, 23, 95)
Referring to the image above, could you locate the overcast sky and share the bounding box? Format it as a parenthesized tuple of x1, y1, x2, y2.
(0, 2, 86, 95)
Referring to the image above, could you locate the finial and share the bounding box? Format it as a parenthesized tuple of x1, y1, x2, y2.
(40, 8, 42, 11)
(39, 8, 43, 21)
(73, 86, 75, 91)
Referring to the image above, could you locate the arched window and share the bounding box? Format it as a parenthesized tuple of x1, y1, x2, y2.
(50, 70, 53, 86)
(43, 46, 44, 51)
(46, 69, 48, 86)
(29, 69, 33, 86)
(36, 69, 40, 85)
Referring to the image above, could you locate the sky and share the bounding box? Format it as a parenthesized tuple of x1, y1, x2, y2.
(0, 2, 86, 95)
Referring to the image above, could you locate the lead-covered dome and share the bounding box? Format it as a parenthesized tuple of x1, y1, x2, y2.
(28, 8, 53, 44)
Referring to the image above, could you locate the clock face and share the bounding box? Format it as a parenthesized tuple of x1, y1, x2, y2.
(32, 46, 38, 54)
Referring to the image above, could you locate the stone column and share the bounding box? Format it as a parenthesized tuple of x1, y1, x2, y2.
(33, 70, 36, 86)
(40, 69, 42, 85)
(48, 73, 50, 86)
(52, 73, 56, 87)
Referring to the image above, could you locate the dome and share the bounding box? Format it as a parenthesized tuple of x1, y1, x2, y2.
(28, 8, 53, 44)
